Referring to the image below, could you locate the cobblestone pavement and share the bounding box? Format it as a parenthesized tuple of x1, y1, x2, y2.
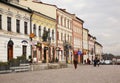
(0, 65, 120, 83)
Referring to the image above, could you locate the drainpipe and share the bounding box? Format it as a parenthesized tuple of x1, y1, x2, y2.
(29, 8, 33, 63)
(82, 24, 84, 64)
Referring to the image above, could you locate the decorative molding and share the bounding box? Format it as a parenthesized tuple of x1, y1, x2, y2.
(6, 10, 13, 17)
(15, 14, 21, 19)
(0, 8, 4, 14)
(23, 16, 30, 21)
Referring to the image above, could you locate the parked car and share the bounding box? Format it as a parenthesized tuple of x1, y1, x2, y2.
(100, 60, 105, 65)
(104, 60, 112, 65)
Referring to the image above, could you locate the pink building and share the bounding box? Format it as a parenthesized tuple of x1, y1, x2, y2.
(73, 16, 84, 63)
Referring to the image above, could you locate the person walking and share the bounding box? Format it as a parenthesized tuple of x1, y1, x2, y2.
(93, 57, 98, 67)
(97, 59, 100, 67)
(73, 54, 78, 69)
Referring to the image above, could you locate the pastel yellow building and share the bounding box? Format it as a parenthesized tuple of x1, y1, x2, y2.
(31, 11, 56, 63)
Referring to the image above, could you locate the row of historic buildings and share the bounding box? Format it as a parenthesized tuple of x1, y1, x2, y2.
(0, 0, 103, 64)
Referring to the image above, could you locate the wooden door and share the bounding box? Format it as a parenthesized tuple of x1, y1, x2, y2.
(8, 45, 13, 61)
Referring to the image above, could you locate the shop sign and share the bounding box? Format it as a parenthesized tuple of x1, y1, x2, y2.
(78, 51, 82, 56)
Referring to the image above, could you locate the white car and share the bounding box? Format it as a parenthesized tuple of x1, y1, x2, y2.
(104, 60, 112, 65)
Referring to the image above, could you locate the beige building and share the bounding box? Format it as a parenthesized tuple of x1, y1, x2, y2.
(56, 8, 73, 63)
(83, 28, 89, 63)
(95, 41, 103, 60)
(19, 0, 57, 19)
(19, 0, 57, 63)
(30, 11, 56, 63)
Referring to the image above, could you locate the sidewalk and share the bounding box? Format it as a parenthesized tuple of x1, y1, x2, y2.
(0, 62, 68, 74)
(31, 62, 68, 71)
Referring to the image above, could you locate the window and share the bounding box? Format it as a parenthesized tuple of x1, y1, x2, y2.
(38, 26, 41, 37)
(7, 17, 11, 31)
(16, 19, 20, 33)
(24, 22, 28, 34)
(52, 30, 54, 40)
(67, 20, 69, 28)
(44, 27, 46, 32)
(33, 24, 36, 36)
(0, 15, 2, 30)
(64, 33, 66, 41)
(64, 18, 66, 27)
(61, 16, 63, 26)
(57, 15, 59, 24)
(22, 45, 27, 56)
(48, 28, 50, 37)
(57, 31, 59, 40)
(68, 34, 69, 41)
(70, 36, 72, 42)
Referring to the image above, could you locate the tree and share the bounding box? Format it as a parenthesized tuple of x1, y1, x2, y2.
(102, 53, 115, 60)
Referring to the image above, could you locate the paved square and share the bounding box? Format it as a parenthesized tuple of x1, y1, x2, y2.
(0, 65, 120, 83)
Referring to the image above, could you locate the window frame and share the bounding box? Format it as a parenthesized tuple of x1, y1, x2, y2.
(24, 21, 28, 34)
(7, 17, 11, 31)
(16, 19, 20, 33)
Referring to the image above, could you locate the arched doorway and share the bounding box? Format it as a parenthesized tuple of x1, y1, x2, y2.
(7, 39, 14, 61)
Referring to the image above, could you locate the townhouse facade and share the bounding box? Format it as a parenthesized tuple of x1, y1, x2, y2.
(19, 0, 57, 63)
(83, 28, 89, 63)
(0, 0, 31, 62)
(73, 16, 84, 63)
(56, 8, 73, 63)
(88, 34, 96, 62)
(31, 11, 56, 63)
(95, 41, 103, 60)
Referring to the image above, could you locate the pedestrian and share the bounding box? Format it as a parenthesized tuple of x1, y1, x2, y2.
(73, 54, 78, 69)
(93, 57, 97, 67)
(97, 59, 100, 67)
(87, 58, 91, 65)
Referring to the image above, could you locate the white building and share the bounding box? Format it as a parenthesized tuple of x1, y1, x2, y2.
(95, 41, 103, 60)
(0, 1, 31, 62)
(83, 28, 89, 63)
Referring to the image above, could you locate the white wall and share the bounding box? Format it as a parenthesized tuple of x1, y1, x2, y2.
(0, 2, 31, 62)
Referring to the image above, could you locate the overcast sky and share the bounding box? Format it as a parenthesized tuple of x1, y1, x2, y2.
(41, 0, 120, 55)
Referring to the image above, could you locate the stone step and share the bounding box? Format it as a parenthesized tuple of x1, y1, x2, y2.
(10, 65, 31, 72)
(0, 70, 12, 74)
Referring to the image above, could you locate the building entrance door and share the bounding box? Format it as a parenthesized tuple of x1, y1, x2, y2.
(7, 39, 14, 61)
(8, 45, 13, 61)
